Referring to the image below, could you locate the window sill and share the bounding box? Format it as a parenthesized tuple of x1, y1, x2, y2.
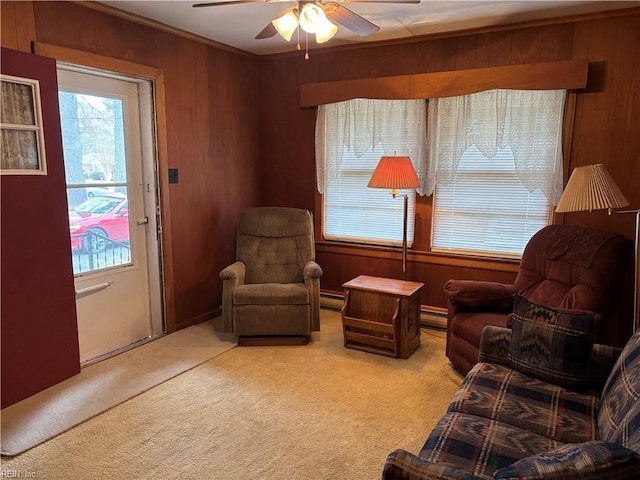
(315, 241, 520, 273)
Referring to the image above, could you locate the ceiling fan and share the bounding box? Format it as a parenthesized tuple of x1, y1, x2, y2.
(193, 0, 420, 48)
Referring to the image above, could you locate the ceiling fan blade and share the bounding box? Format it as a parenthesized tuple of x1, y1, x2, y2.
(323, 4, 380, 37)
(192, 0, 267, 8)
(255, 22, 278, 39)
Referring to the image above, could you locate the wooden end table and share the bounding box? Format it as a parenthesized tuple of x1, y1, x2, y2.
(341, 275, 424, 359)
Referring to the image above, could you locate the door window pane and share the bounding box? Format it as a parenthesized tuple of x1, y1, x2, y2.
(59, 91, 131, 274)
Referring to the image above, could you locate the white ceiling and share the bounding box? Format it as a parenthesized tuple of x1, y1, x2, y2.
(100, 1, 638, 55)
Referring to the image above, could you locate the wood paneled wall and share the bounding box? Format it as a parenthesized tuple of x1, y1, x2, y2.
(0, 0, 35, 52)
(1, 1, 262, 332)
(1, 2, 638, 331)
(259, 11, 640, 319)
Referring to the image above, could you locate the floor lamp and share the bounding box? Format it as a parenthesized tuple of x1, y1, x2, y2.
(555, 163, 639, 334)
(367, 155, 420, 280)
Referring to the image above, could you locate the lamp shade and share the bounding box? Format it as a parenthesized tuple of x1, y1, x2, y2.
(315, 17, 338, 43)
(299, 3, 326, 33)
(555, 164, 629, 213)
(367, 156, 420, 194)
(272, 7, 299, 42)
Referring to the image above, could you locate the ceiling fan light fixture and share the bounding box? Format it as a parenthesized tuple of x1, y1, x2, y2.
(272, 7, 299, 42)
(299, 3, 327, 34)
(315, 18, 338, 43)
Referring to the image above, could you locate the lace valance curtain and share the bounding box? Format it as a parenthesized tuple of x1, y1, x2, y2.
(425, 89, 566, 204)
(1, 79, 41, 172)
(315, 98, 428, 195)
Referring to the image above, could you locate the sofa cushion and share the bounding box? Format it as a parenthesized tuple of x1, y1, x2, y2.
(239, 236, 311, 284)
(508, 295, 598, 389)
(597, 329, 640, 454)
(449, 362, 599, 444)
(493, 440, 640, 479)
(419, 412, 562, 480)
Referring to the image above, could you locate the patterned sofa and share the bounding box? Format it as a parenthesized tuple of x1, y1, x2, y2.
(383, 296, 640, 479)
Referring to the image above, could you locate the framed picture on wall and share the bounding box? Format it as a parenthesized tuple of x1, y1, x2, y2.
(1, 74, 47, 175)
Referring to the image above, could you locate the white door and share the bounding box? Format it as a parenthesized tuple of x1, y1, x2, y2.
(57, 67, 163, 364)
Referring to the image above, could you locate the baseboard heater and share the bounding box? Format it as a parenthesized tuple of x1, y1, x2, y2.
(320, 292, 447, 330)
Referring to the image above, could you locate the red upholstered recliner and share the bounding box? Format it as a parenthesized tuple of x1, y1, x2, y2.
(444, 224, 633, 374)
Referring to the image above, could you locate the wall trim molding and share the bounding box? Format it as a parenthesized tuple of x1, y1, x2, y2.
(70, 1, 254, 58)
(33, 42, 161, 78)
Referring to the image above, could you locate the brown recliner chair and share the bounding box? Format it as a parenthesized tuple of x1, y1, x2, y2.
(219, 207, 323, 345)
(444, 224, 633, 374)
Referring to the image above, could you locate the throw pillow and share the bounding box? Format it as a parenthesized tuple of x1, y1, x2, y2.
(493, 441, 640, 479)
(507, 295, 598, 389)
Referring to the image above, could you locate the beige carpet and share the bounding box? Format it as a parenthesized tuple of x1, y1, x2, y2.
(1, 319, 236, 456)
(1, 310, 463, 479)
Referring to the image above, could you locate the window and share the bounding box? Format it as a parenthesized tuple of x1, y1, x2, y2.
(432, 146, 551, 257)
(58, 88, 132, 274)
(324, 143, 417, 246)
(0, 75, 47, 174)
(427, 89, 566, 257)
(316, 99, 427, 246)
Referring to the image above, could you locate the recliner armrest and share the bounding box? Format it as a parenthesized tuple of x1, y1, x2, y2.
(303, 261, 323, 280)
(219, 261, 246, 333)
(220, 261, 246, 283)
(303, 261, 322, 332)
(383, 449, 484, 480)
(444, 280, 516, 311)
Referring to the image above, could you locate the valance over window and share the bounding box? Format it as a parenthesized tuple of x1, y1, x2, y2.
(315, 98, 428, 195)
(426, 89, 566, 204)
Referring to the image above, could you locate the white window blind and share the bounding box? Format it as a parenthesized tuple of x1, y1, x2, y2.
(324, 143, 416, 246)
(432, 145, 551, 257)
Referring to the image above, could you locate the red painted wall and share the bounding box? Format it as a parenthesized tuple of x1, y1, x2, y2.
(1, 48, 80, 408)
